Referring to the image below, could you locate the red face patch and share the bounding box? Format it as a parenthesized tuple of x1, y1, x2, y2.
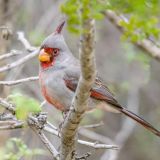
(39, 47, 59, 70)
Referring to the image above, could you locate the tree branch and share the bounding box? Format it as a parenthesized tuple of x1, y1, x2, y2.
(0, 50, 22, 61)
(60, 19, 96, 160)
(0, 76, 38, 86)
(104, 10, 160, 61)
(0, 49, 39, 73)
(0, 98, 117, 159)
(0, 97, 15, 114)
(17, 31, 36, 52)
(0, 121, 24, 130)
(77, 140, 118, 150)
(79, 121, 104, 129)
(0, 31, 38, 73)
(31, 127, 60, 160)
(44, 125, 118, 150)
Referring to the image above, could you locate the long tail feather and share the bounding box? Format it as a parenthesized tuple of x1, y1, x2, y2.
(120, 107, 160, 137)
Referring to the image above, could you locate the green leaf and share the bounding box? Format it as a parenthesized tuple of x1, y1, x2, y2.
(9, 93, 41, 120)
(61, 0, 109, 34)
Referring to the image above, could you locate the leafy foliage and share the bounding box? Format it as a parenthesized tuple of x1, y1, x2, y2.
(61, 0, 108, 34)
(0, 138, 45, 160)
(61, 0, 160, 42)
(108, 0, 160, 41)
(8, 92, 41, 120)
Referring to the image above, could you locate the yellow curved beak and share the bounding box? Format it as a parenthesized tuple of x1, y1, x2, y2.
(38, 49, 50, 62)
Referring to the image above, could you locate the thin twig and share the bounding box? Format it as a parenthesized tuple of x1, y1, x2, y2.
(47, 121, 58, 130)
(40, 100, 46, 108)
(44, 125, 118, 150)
(0, 76, 38, 86)
(77, 140, 118, 150)
(79, 128, 114, 145)
(0, 113, 14, 121)
(31, 127, 60, 160)
(0, 49, 39, 73)
(17, 31, 36, 52)
(0, 98, 15, 113)
(79, 121, 104, 129)
(0, 50, 23, 61)
(0, 121, 24, 130)
(0, 31, 39, 73)
(0, 120, 17, 125)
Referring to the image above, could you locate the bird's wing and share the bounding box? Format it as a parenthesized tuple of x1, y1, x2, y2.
(63, 74, 160, 137)
(64, 75, 119, 106)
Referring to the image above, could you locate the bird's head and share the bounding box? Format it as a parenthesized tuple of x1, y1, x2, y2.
(38, 21, 70, 70)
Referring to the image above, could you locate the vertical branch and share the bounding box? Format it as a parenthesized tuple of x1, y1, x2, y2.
(60, 19, 96, 160)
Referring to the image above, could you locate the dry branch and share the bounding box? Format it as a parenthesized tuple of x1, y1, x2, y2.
(0, 121, 24, 130)
(0, 97, 117, 160)
(77, 140, 118, 150)
(44, 125, 118, 150)
(0, 31, 38, 73)
(0, 50, 22, 61)
(0, 76, 38, 86)
(0, 97, 15, 114)
(31, 127, 60, 160)
(79, 121, 104, 129)
(17, 31, 36, 52)
(0, 97, 59, 159)
(0, 49, 39, 73)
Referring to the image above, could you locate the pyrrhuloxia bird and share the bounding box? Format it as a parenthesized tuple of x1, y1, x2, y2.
(38, 21, 160, 137)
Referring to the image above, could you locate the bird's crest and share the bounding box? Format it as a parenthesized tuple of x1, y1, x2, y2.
(55, 21, 65, 34)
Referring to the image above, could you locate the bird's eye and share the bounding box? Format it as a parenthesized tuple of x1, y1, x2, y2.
(53, 48, 59, 56)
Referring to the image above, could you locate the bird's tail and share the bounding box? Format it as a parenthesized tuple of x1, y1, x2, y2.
(119, 107, 160, 137)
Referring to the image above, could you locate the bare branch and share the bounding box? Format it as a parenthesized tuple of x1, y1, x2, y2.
(0, 120, 18, 125)
(0, 96, 59, 159)
(0, 49, 39, 73)
(0, 31, 39, 73)
(0, 97, 15, 113)
(44, 125, 118, 150)
(0, 113, 14, 120)
(0, 121, 24, 130)
(17, 31, 36, 52)
(0, 50, 23, 61)
(77, 140, 118, 150)
(46, 121, 58, 130)
(40, 100, 46, 108)
(0, 98, 117, 159)
(104, 10, 160, 61)
(0, 76, 38, 86)
(31, 127, 60, 160)
(79, 121, 104, 129)
(0, 97, 59, 159)
(79, 128, 114, 145)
